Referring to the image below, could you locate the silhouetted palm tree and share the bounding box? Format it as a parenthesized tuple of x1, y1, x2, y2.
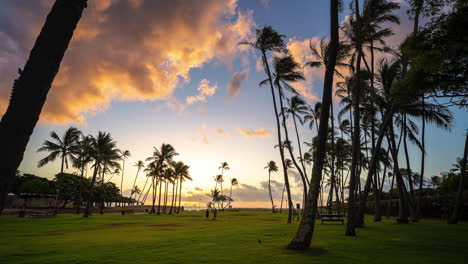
(218, 162, 229, 208)
(228, 178, 239, 208)
(240, 25, 295, 223)
(37, 127, 82, 173)
(177, 163, 192, 213)
(84, 132, 121, 217)
(0, 0, 88, 214)
(130, 160, 144, 200)
(265, 161, 279, 213)
(120, 150, 131, 197)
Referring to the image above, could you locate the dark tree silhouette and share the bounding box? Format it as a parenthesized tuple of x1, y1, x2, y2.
(0, 0, 88, 214)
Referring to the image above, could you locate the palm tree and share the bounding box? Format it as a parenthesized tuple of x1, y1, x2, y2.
(146, 144, 179, 214)
(284, 95, 310, 182)
(170, 161, 189, 214)
(0, 0, 88, 214)
(72, 135, 93, 213)
(268, 54, 308, 211)
(288, 0, 340, 250)
(84, 132, 121, 217)
(120, 150, 131, 197)
(265, 161, 279, 213)
(37, 127, 82, 173)
(218, 162, 229, 208)
(130, 161, 144, 201)
(177, 163, 192, 213)
(240, 26, 295, 223)
(228, 178, 239, 208)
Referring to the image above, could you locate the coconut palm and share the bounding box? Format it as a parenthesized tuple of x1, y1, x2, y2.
(240, 26, 296, 223)
(284, 95, 310, 182)
(265, 161, 279, 213)
(218, 162, 229, 208)
(228, 178, 239, 208)
(0, 0, 88, 214)
(84, 132, 121, 217)
(177, 163, 192, 213)
(130, 161, 144, 200)
(37, 127, 82, 173)
(268, 54, 308, 211)
(170, 161, 189, 214)
(120, 150, 131, 197)
(146, 143, 179, 214)
(288, 0, 340, 249)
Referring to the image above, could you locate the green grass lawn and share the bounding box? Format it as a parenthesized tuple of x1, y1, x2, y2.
(0, 210, 466, 264)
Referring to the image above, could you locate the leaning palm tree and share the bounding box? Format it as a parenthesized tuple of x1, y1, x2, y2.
(240, 26, 295, 223)
(37, 127, 82, 173)
(288, 0, 340, 249)
(0, 0, 88, 214)
(265, 161, 279, 213)
(84, 131, 121, 217)
(130, 160, 144, 200)
(120, 150, 131, 197)
(268, 54, 308, 210)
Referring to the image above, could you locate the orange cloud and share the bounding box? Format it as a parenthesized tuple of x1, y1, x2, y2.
(0, 0, 255, 124)
(237, 128, 270, 138)
(186, 79, 217, 104)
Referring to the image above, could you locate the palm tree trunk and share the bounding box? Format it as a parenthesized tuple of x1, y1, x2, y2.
(169, 181, 176, 214)
(84, 162, 99, 217)
(121, 158, 126, 197)
(174, 178, 179, 212)
(157, 179, 163, 215)
(417, 96, 425, 217)
(0, 0, 88, 214)
(151, 178, 157, 214)
(177, 180, 183, 213)
(403, 115, 415, 204)
(287, 0, 339, 249)
(137, 176, 149, 204)
(60, 155, 65, 174)
(345, 0, 363, 237)
(448, 130, 468, 224)
(328, 101, 336, 214)
(268, 171, 275, 213)
(262, 50, 293, 223)
(279, 184, 285, 213)
(130, 168, 140, 201)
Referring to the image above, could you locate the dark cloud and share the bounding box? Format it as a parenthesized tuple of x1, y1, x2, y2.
(226, 71, 248, 99)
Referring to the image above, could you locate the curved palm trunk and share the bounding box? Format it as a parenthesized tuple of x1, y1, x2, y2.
(137, 176, 149, 204)
(268, 171, 275, 213)
(173, 178, 179, 212)
(278, 85, 308, 209)
(292, 115, 309, 182)
(0, 0, 88, 214)
(150, 178, 157, 214)
(130, 167, 141, 201)
(328, 102, 336, 214)
(121, 158, 126, 197)
(279, 184, 286, 213)
(262, 50, 293, 223)
(448, 131, 468, 224)
(287, 0, 339, 249)
(403, 115, 415, 204)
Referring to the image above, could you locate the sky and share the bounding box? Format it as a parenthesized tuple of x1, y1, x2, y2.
(0, 0, 466, 208)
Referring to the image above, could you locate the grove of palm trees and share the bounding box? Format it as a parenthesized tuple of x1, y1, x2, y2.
(0, 0, 467, 263)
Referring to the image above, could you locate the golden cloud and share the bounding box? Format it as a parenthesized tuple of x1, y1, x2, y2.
(0, 0, 255, 124)
(236, 128, 270, 138)
(186, 79, 218, 104)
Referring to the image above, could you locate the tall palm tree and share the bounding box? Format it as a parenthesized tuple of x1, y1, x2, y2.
(265, 161, 279, 213)
(0, 0, 88, 214)
(218, 162, 229, 208)
(177, 163, 192, 213)
(84, 132, 121, 217)
(72, 135, 93, 213)
(37, 127, 82, 173)
(284, 95, 310, 182)
(228, 178, 239, 208)
(448, 131, 468, 224)
(170, 161, 188, 214)
(130, 160, 144, 200)
(120, 150, 131, 197)
(268, 55, 308, 210)
(240, 26, 295, 223)
(146, 143, 178, 214)
(288, 0, 340, 250)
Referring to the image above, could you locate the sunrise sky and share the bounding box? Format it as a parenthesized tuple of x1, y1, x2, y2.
(0, 0, 466, 208)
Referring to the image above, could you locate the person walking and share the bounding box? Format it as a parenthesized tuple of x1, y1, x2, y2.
(213, 208, 218, 221)
(205, 209, 210, 219)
